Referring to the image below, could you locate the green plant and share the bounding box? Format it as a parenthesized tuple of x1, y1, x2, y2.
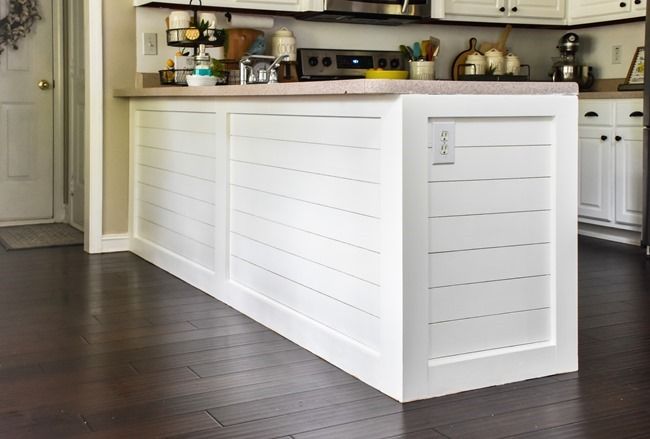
(211, 59, 225, 78)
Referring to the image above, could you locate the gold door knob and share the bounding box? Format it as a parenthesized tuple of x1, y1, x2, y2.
(38, 80, 50, 90)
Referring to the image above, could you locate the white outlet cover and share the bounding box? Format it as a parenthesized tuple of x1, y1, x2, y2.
(143, 33, 158, 56)
(432, 121, 455, 165)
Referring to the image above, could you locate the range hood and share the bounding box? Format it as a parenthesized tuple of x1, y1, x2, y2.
(298, 0, 431, 26)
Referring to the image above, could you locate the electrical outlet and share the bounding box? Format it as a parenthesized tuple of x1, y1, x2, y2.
(432, 122, 455, 165)
(143, 33, 158, 56)
(612, 45, 622, 64)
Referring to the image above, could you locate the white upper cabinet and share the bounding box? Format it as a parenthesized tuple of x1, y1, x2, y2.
(569, 0, 644, 24)
(132, 0, 323, 12)
(444, 0, 566, 23)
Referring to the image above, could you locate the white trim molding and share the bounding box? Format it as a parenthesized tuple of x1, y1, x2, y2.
(101, 234, 130, 253)
(84, 0, 103, 254)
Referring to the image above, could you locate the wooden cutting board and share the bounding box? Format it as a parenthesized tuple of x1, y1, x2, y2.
(451, 37, 479, 80)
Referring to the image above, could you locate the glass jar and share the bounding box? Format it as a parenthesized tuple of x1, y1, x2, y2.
(194, 44, 212, 77)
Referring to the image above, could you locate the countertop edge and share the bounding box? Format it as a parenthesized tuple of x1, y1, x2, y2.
(114, 79, 579, 98)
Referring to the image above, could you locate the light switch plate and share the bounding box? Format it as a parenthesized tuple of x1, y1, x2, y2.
(143, 33, 158, 56)
(432, 121, 455, 165)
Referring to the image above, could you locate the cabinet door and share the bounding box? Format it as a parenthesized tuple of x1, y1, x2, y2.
(578, 127, 614, 222)
(510, 0, 565, 18)
(633, 0, 645, 11)
(445, 0, 505, 17)
(570, 0, 630, 19)
(615, 127, 644, 226)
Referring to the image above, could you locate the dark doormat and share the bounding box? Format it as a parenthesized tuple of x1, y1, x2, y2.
(0, 223, 83, 250)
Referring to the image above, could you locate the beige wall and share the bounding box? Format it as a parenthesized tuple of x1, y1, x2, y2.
(103, 2, 135, 234)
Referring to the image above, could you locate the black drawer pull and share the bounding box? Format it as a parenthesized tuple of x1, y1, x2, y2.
(630, 111, 644, 117)
(511, 6, 518, 11)
(620, 1, 627, 6)
(585, 111, 599, 117)
(634, 0, 641, 4)
(615, 135, 622, 141)
(499, 6, 505, 11)
(601, 135, 608, 141)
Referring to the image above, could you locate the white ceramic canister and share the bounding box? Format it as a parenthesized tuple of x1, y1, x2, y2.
(198, 12, 217, 29)
(484, 48, 505, 75)
(465, 51, 486, 75)
(271, 27, 296, 62)
(409, 60, 435, 80)
(505, 52, 521, 75)
(169, 10, 191, 29)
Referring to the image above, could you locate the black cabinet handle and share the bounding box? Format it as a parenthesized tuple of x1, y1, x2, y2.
(585, 111, 599, 117)
(601, 135, 608, 141)
(620, 1, 626, 6)
(634, 0, 641, 4)
(615, 135, 622, 141)
(630, 111, 644, 117)
(499, 6, 505, 11)
(511, 6, 518, 11)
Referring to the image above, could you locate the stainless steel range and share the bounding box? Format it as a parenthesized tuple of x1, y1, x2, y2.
(297, 48, 405, 81)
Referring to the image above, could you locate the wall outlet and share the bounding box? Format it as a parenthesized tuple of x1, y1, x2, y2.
(612, 45, 622, 64)
(143, 33, 158, 56)
(432, 122, 455, 165)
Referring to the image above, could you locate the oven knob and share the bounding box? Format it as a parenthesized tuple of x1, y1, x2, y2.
(390, 58, 401, 69)
(308, 56, 319, 67)
(322, 57, 333, 67)
(378, 58, 387, 69)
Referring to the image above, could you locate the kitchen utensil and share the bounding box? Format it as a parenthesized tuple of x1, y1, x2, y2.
(399, 45, 412, 61)
(479, 24, 512, 54)
(409, 60, 435, 80)
(225, 28, 264, 61)
(451, 37, 478, 80)
(413, 42, 421, 60)
(551, 64, 594, 89)
(429, 36, 440, 58)
(365, 69, 409, 79)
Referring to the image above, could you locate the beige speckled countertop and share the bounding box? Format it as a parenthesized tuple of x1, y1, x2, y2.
(115, 79, 578, 98)
(579, 90, 643, 99)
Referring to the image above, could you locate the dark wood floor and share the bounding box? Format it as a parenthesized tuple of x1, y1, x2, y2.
(1, 237, 650, 438)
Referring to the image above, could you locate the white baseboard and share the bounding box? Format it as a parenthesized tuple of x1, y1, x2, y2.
(578, 223, 641, 246)
(101, 234, 130, 253)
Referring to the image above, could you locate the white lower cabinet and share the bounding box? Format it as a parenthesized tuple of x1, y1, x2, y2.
(578, 98, 644, 238)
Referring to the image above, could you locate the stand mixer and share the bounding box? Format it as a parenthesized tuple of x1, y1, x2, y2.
(550, 33, 594, 90)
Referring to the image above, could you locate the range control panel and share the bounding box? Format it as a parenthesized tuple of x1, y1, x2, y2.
(297, 48, 405, 80)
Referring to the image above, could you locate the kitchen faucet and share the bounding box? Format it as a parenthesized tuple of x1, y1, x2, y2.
(239, 54, 289, 85)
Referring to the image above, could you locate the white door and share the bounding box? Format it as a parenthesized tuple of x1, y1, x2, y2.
(0, 0, 54, 223)
(614, 128, 644, 226)
(578, 127, 614, 222)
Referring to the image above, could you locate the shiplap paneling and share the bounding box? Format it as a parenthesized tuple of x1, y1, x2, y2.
(136, 110, 216, 134)
(230, 114, 381, 149)
(137, 219, 214, 269)
(230, 211, 380, 285)
(137, 183, 214, 227)
(428, 146, 552, 182)
(429, 275, 551, 323)
(449, 117, 553, 147)
(230, 256, 380, 349)
(231, 233, 380, 317)
(137, 127, 216, 158)
(137, 165, 214, 204)
(428, 211, 551, 253)
(231, 186, 380, 252)
(230, 161, 380, 217)
(429, 178, 551, 217)
(137, 147, 216, 182)
(138, 202, 214, 248)
(429, 243, 551, 288)
(428, 308, 551, 359)
(230, 136, 381, 183)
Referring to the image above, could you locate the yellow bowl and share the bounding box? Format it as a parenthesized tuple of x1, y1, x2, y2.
(365, 69, 409, 80)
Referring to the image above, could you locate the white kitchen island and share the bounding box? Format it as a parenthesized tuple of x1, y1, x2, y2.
(116, 80, 579, 402)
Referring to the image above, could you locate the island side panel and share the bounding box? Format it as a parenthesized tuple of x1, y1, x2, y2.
(401, 95, 578, 400)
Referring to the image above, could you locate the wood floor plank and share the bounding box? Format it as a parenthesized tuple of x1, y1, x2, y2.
(1, 236, 649, 438)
